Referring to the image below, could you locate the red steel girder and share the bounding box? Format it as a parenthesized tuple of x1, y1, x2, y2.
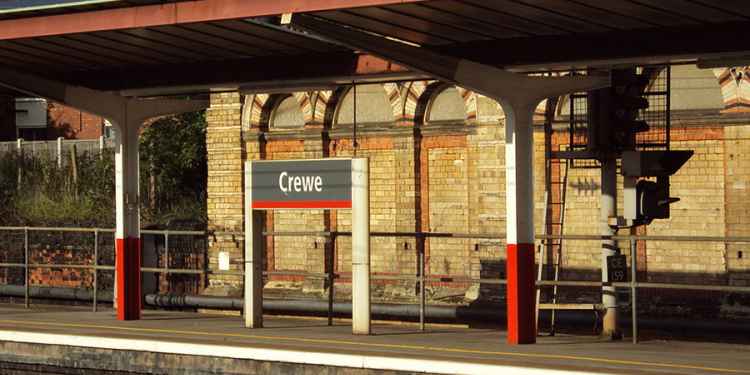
(0, 0, 426, 41)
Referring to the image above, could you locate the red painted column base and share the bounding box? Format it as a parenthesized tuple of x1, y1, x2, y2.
(506, 243, 536, 344)
(116, 237, 142, 320)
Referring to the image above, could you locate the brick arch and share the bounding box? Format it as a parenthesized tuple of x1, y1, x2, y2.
(414, 81, 447, 125)
(312, 90, 332, 126)
(534, 99, 549, 122)
(241, 93, 270, 131)
(455, 87, 477, 121)
(715, 67, 750, 111)
(414, 82, 474, 125)
(323, 86, 348, 127)
(383, 82, 405, 123)
(290, 92, 314, 125)
(404, 80, 430, 122)
(242, 93, 315, 129)
(325, 83, 396, 127)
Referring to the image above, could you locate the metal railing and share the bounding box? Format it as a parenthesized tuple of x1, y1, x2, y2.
(1, 227, 749, 343)
(219, 229, 750, 338)
(0, 227, 204, 312)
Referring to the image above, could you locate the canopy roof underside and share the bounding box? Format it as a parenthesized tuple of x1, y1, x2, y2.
(0, 0, 748, 97)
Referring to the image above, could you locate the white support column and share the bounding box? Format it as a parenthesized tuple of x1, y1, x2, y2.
(244, 162, 263, 328)
(501, 101, 539, 344)
(113, 117, 142, 320)
(351, 158, 370, 335)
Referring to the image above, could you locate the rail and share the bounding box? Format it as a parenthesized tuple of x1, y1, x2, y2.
(1, 227, 749, 343)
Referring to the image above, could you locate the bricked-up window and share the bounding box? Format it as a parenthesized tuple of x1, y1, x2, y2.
(426, 86, 465, 124)
(270, 95, 305, 129)
(335, 84, 393, 126)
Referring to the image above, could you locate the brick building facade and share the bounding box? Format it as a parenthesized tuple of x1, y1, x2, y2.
(45, 101, 107, 140)
(203, 65, 750, 308)
(3, 98, 106, 141)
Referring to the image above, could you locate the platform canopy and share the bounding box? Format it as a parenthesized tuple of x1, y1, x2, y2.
(0, 0, 747, 98)
(2, 0, 750, 344)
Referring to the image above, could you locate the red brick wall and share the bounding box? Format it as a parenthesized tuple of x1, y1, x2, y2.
(47, 101, 104, 140)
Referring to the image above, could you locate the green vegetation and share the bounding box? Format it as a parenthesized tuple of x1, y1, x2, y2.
(140, 111, 208, 228)
(0, 111, 207, 229)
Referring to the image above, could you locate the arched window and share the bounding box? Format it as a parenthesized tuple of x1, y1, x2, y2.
(270, 95, 305, 129)
(335, 84, 393, 126)
(426, 86, 465, 124)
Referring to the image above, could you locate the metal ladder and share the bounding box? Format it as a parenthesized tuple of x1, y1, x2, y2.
(535, 156, 575, 335)
(535, 89, 602, 336)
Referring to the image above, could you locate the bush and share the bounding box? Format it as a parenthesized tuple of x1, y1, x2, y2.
(0, 111, 207, 229)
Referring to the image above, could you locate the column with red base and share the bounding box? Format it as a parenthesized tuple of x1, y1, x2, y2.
(114, 121, 142, 320)
(503, 102, 537, 344)
(116, 237, 141, 320)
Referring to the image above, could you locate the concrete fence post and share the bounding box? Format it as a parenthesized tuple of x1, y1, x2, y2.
(16, 138, 22, 189)
(57, 137, 63, 168)
(99, 135, 105, 160)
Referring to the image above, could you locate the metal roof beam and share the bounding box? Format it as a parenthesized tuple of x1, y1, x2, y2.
(0, 0, 426, 40)
(68, 52, 418, 94)
(292, 14, 608, 106)
(433, 21, 750, 71)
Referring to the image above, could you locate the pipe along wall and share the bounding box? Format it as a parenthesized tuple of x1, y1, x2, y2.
(3, 286, 750, 339)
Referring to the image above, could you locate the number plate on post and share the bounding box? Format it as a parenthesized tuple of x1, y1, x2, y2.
(607, 254, 628, 283)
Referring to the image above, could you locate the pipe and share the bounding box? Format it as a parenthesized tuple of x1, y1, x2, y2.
(143, 294, 750, 337)
(0, 285, 113, 302)
(146, 294, 505, 323)
(3, 286, 749, 338)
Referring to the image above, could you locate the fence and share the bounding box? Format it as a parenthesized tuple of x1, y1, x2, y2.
(0, 137, 113, 164)
(1, 226, 749, 344)
(0, 227, 206, 312)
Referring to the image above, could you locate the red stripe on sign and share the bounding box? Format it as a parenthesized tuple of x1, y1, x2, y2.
(506, 243, 536, 345)
(252, 200, 352, 209)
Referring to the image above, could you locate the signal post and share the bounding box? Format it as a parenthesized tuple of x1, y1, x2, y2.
(589, 68, 693, 338)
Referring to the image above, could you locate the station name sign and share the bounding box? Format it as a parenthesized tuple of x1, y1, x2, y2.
(250, 159, 352, 209)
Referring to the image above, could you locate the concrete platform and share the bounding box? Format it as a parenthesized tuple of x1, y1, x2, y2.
(0, 304, 747, 374)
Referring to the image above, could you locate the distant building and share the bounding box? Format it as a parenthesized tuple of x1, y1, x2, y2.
(5, 95, 109, 141)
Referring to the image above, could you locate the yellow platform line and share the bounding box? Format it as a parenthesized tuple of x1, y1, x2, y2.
(0, 318, 746, 374)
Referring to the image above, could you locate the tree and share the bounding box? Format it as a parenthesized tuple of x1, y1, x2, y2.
(139, 111, 208, 228)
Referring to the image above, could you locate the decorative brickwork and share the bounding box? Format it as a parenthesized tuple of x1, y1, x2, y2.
(205, 71, 750, 311)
